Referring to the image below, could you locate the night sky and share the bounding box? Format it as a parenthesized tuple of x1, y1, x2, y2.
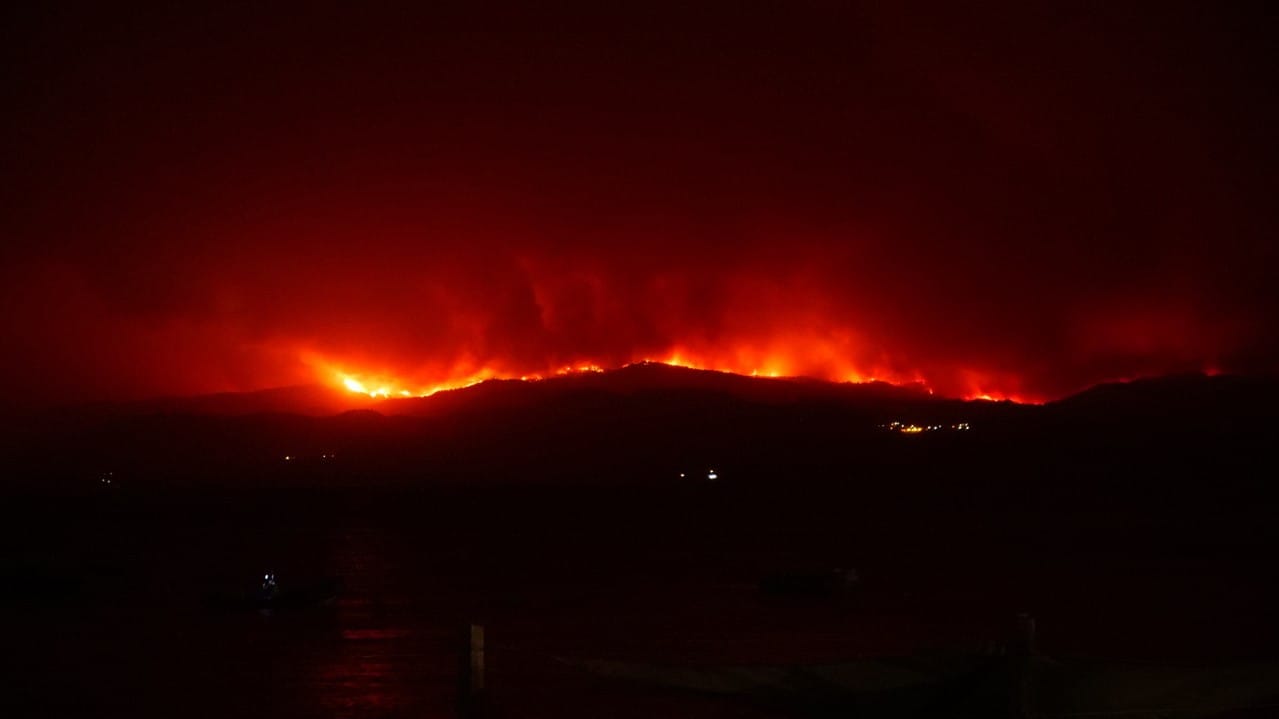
(3, 2, 1277, 407)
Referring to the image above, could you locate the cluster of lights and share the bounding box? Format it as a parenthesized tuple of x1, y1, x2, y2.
(99, 471, 115, 485)
(881, 421, 971, 434)
(283, 453, 337, 462)
(677, 469, 719, 481)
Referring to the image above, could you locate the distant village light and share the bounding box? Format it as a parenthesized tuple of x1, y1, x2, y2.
(883, 420, 972, 435)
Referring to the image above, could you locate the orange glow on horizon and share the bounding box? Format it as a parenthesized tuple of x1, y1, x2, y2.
(317, 346, 1049, 405)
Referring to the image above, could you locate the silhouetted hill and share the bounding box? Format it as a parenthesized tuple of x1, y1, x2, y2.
(4, 367, 1277, 495)
(36, 364, 938, 422)
(376, 363, 940, 419)
(1049, 373, 1279, 420)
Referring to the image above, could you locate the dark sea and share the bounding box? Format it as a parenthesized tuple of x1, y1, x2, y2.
(3, 481, 1276, 718)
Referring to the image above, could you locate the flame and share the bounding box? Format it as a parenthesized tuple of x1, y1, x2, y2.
(555, 364, 605, 375)
(320, 346, 1045, 405)
(336, 370, 496, 399)
(242, 281, 1235, 408)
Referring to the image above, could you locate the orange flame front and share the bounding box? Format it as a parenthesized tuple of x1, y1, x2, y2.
(315, 344, 1044, 405)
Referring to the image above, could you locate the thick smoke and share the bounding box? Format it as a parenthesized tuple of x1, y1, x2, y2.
(2, 3, 1275, 406)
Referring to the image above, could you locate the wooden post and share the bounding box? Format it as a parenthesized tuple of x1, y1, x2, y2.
(1018, 613, 1036, 656)
(470, 624, 486, 695)
(460, 623, 485, 718)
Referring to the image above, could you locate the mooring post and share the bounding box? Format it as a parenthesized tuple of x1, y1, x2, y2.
(470, 623, 486, 695)
(460, 623, 485, 718)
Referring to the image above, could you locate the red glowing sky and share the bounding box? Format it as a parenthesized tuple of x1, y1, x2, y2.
(2, 3, 1277, 407)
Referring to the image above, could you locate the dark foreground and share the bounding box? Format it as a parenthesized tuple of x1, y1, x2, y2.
(2, 477, 1277, 718)
(2, 372, 1278, 717)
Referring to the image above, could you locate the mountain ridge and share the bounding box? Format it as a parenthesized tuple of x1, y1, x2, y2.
(4, 366, 1276, 492)
(49, 362, 997, 419)
(47, 364, 1276, 422)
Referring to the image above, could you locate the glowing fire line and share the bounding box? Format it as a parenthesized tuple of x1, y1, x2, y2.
(338, 371, 495, 399)
(327, 358, 1037, 404)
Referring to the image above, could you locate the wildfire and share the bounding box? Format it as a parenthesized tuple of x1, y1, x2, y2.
(341, 376, 387, 397)
(337, 370, 498, 399)
(321, 350, 1043, 405)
